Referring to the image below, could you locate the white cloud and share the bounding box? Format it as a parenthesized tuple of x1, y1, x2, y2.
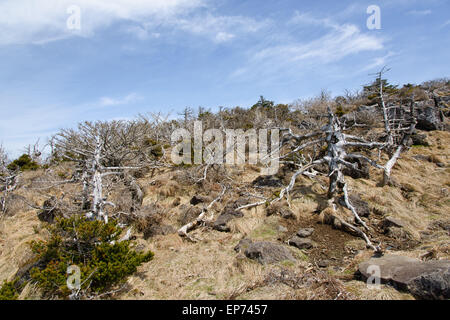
(361, 52, 397, 72)
(0, 0, 204, 45)
(407, 9, 432, 15)
(123, 25, 161, 40)
(99, 93, 141, 107)
(215, 32, 235, 43)
(0, 0, 267, 46)
(158, 13, 269, 43)
(442, 20, 450, 28)
(230, 13, 384, 82)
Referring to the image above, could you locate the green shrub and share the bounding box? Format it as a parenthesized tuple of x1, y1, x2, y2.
(335, 105, 346, 117)
(7, 154, 39, 171)
(29, 216, 153, 299)
(0, 280, 19, 300)
(150, 145, 163, 158)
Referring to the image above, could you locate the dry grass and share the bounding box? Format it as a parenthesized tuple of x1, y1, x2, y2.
(0, 131, 449, 300)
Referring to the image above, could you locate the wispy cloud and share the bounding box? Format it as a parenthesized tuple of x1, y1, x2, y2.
(149, 13, 270, 43)
(0, 0, 204, 46)
(99, 93, 142, 107)
(361, 52, 397, 72)
(0, 0, 267, 46)
(442, 20, 450, 28)
(407, 9, 432, 15)
(231, 13, 384, 81)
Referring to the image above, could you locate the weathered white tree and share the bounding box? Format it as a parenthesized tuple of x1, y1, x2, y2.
(52, 121, 162, 222)
(55, 134, 140, 223)
(0, 145, 20, 215)
(373, 68, 417, 185)
(238, 108, 386, 252)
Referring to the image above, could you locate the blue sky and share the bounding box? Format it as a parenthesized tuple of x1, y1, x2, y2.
(0, 0, 449, 157)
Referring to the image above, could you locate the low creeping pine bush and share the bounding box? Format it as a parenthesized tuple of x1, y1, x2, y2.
(0, 280, 20, 300)
(28, 216, 153, 299)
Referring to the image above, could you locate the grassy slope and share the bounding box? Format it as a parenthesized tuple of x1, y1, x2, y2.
(0, 131, 448, 300)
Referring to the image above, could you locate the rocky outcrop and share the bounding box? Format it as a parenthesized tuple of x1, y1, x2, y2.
(178, 205, 203, 226)
(380, 216, 412, 240)
(143, 224, 176, 239)
(338, 194, 370, 218)
(342, 159, 370, 179)
(252, 175, 283, 188)
(37, 196, 60, 223)
(288, 236, 316, 250)
(190, 195, 213, 206)
(296, 228, 314, 238)
(414, 99, 445, 131)
(240, 240, 295, 265)
(411, 133, 429, 146)
(358, 255, 450, 300)
(213, 208, 243, 232)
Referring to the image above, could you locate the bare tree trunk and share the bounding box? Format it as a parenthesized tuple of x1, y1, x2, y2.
(178, 185, 226, 241)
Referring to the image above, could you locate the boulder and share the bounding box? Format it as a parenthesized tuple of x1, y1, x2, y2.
(37, 196, 60, 223)
(213, 209, 243, 232)
(342, 160, 370, 179)
(143, 224, 176, 239)
(244, 241, 295, 265)
(190, 195, 213, 206)
(413, 155, 431, 162)
(358, 255, 450, 300)
(288, 236, 316, 250)
(252, 175, 283, 188)
(234, 238, 253, 253)
(416, 106, 444, 131)
(411, 133, 429, 146)
(338, 194, 370, 217)
(296, 228, 314, 238)
(178, 206, 203, 226)
(382, 216, 407, 229)
(318, 260, 331, 268)
(280, 208, 295, 220)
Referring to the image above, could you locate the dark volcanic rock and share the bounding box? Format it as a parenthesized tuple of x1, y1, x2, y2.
(342, 160, 370, 179)
(382, 216, 407, 229)
(37, 196, 60, 223)
(288, 236, 316, 250)
(358, 255, 450, 300)
(190, 195, 213, 206)
(318, 260, 330, 268)
(143, 225, 176, 239)
(411, 133, 429, 146)
(252, 175, 283, 188)
(178, 206, 203, 226)
(416, 106, 444, 131)
(244, 241, 295, 265)
(234, 238, 253, 253)
(280, 208, 295, 220)
(296, 228, 315, 238)
(338, 194, 370, 218)
(213, 208, 244, 232)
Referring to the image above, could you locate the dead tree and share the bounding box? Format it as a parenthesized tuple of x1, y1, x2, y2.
(374, 68, 417, 185)
(178, 184, 227, 241)
(0, 172, 20, 215)
(239, 108, 386, 252)
(73, 136, 138, 223)
(0, 145, 19, 215)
